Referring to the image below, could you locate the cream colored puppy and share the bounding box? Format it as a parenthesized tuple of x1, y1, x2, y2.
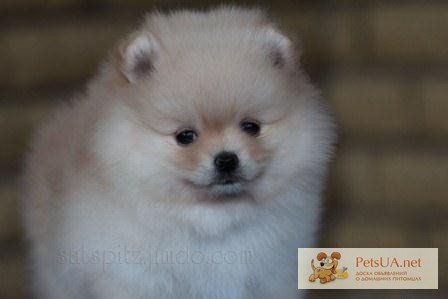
(23, 6, 335, 299)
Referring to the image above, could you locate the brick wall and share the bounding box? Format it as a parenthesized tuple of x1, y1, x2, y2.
(0, 1, 447, 298)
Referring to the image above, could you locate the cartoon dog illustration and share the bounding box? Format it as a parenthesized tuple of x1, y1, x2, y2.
(309, 252, 341, 283)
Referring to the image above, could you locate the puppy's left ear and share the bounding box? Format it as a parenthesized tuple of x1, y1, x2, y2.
(262, 27, 298, 69)
(331, 252, 341, 260)
(116, 32, 160, 83)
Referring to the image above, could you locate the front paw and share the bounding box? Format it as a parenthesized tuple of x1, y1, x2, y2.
(309, 275, 315, 282)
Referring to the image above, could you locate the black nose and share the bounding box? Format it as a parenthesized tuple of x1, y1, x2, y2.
(214, 151, 239, 173)
(320, 262, 324, 267)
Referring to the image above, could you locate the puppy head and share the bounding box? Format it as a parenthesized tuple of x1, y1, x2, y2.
(317, 252, 340, 271)
(93, 8, 334, 208)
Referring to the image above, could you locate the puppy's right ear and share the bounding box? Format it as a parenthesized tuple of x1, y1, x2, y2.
(317, 252, 327, 261)
(116, 32, 160, 83)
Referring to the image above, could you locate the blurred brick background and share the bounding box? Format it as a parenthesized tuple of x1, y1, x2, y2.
(0, 1, 447, 298)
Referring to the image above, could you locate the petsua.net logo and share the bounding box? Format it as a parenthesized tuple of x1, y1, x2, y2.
(298, 248, 438, 289)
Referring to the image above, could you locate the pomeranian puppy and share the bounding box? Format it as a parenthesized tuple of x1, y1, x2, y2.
(23, 6, 335, 299)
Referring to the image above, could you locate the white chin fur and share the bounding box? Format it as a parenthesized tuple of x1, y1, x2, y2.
(210, 182, 244, 197)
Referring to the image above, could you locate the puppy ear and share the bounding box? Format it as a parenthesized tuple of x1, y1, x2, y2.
(262, 27, 297, 69)
(317, 252, 327, 261)
(117, 32, 160, 83)
(331, 252, 341, 260)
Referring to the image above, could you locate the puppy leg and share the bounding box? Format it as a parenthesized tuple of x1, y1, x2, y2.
(322, 275, 332, 284)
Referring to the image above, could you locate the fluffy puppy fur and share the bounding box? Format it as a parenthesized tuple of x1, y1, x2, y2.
(22, 6, 335, 299)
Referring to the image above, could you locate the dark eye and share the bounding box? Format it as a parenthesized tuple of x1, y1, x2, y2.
(175, 129, 198, 145)
(240, 121, 260, 136)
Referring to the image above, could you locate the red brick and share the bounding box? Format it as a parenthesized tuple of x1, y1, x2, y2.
(0, 182, 20, 242)
(333, 146, 448, 207)
(370, 4, 448, 62)
(0, 100, 56, 163)
(326, 72, 421, 136)
(0, 255, 25, 299)
(422, 78, 448, 135)
(0, 19, 132, 90)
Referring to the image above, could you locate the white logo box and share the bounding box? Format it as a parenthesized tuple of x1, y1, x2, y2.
(298, 248, 438, 289)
